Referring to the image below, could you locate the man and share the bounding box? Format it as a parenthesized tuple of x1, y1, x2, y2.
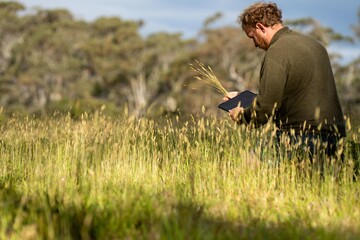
(227, 2, 346, 160)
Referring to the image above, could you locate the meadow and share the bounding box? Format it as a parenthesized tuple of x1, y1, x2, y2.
(0, 111, 359, 239)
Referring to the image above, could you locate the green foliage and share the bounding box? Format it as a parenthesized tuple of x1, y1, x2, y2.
(0, 1, 359, 119)
(0, 1, 24, 12)
(352, 7, 360, 38)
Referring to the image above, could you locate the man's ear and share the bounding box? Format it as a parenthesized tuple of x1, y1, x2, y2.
(255, 23, 266, 33)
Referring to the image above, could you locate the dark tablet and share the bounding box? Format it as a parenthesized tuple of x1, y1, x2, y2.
(218, 90, 256, 112)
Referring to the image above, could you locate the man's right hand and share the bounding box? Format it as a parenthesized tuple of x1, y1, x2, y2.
(229, 106, 244, 122)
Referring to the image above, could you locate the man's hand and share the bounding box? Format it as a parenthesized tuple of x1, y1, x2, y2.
(222, 91, 243, 122)
(229, 106, 244, 122)
(223, 91, 239, 101)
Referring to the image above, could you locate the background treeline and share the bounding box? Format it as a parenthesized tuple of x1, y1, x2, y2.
(0, 1, 359, 120)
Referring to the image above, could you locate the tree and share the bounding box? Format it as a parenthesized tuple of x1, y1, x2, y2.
(2, 8, 92, 111)
(335, 7, 360, 118)
(122, 32, 195, 117)
(0, 2, 358, 119)
(0, 1, 25, 73)
(352, 8, 360, 38)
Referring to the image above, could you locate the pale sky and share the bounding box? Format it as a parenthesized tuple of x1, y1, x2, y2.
(19, 0, 360, 63)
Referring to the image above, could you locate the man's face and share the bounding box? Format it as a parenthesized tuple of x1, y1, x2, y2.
(245, 26, 268, 50)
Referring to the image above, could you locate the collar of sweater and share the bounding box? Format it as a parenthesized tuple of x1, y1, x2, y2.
(269, 26, 291, 46)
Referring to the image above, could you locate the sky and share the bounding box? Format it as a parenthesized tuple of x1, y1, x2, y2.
(19, 0, 360, 63)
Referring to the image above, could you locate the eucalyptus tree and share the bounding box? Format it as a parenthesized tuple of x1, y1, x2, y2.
(69, 15, 196, 117)
(0, 1, 25, 72)
(80, 17, 144, 107)
(0, 1, 26, 108)
(335, 7, 360, 117)
(127, 32, 195, 117)
(3, 7, 92, 112)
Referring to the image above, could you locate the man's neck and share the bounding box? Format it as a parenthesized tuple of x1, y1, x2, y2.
(268, 24, 284, 40)
(264, 23, 284, 48)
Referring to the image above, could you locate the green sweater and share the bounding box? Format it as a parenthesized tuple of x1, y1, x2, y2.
(243, 27, 346, 136)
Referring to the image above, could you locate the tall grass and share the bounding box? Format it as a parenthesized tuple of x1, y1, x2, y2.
(0, 112, 359, 239)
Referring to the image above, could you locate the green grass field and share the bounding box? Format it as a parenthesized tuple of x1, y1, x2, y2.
(0, 112, 359, 239)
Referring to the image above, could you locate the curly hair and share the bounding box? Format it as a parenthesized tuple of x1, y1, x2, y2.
(238, 2, 283, 30)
